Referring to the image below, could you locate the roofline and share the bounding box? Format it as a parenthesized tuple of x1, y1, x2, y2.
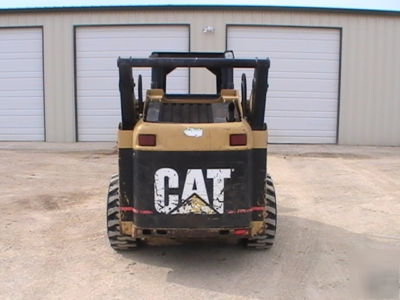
(0, 5, 399, 16)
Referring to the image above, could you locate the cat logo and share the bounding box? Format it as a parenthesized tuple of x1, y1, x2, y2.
(154, 168, 232, 214)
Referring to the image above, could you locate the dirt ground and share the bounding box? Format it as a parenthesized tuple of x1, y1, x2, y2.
(0, 143, 399, 300)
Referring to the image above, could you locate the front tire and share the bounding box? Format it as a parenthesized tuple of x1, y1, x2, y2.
(107, 174, 138, 251)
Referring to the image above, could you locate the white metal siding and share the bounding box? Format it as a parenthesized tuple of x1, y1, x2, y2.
(1, 10, 398, 145)
(76, 25, 189, 141)
(228, 26, 340, 143)
(0, 27, 44, 141)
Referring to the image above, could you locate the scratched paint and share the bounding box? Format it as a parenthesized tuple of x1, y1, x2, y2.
(183, 128, 203, 137)
(153, 168, 231, 214)
(154, 168, 179, 214)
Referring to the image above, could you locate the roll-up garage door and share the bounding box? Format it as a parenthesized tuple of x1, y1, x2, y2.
(228, 26, 340, 143)
(0, 27, 44, 141)
(76, 25, 189, 141)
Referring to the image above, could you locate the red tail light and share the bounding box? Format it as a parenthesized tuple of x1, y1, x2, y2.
(138, 134, 156, 146)
(233, 229, 249, 236)
(230, 134, 247, 146)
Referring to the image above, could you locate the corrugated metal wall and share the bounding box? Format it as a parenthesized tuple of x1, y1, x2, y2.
(0, 8, 399, 145)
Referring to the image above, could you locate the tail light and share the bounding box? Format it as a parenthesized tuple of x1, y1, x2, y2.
(230, 134, 247, 146)
(138, 134, 156, 146)
(233, 229, 249, 236)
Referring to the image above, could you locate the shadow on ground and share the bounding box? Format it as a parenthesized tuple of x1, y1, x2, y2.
(118, 210, 400, 299)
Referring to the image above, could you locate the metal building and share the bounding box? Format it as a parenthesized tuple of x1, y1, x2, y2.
(0, 4, 399, 145)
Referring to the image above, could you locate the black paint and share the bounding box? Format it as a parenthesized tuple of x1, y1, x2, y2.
(118, 149, 267, 228)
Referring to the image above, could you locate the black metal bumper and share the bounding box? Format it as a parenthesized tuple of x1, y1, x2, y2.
(133, 227, 251, 239)
(119, 149, 266, 229)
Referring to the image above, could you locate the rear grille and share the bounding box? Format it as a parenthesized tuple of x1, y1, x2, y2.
(159, 103, 213, 123)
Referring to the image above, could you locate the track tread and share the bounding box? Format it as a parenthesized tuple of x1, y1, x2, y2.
(107, 175, 138, 251)
(246, 174, 277, 250)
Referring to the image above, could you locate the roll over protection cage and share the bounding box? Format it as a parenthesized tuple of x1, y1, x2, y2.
(117, 52, 270, 131)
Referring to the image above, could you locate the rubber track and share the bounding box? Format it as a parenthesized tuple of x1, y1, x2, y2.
(107, 174, 138, 250)
(246, 174, 277, 250)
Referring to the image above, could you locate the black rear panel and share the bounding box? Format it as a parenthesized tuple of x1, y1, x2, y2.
(119, 149, 266, 228)
(145, 102, 240, 123)
(160, 103, 213, 123)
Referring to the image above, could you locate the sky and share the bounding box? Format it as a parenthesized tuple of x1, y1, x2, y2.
(0, 0, 399, 12)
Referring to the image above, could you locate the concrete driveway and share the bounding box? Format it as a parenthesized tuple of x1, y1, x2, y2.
(0, 143, 399, 299)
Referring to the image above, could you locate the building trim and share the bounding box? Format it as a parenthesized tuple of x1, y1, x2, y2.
(0, 5, 399, 16)
(73, 26, 78, 142)
(336, 28, 343, 144)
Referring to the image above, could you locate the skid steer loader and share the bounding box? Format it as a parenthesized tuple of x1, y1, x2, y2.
(107, 52, 277, 250)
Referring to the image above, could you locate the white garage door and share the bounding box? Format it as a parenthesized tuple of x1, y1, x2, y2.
(76, 25, 189, 141)
(0, 28, 44, 141)
(228, 26, 340, 143)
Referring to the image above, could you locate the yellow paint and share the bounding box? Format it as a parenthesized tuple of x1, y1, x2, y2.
(118, 130, 133, 148)
(132, 119, 254, 151)
(118, 89, 268, 151)
(252, 130, 268, 149)
(188, 195, 215, 214)
(250, 221, 265, 236)
(120, 221, 133, 236)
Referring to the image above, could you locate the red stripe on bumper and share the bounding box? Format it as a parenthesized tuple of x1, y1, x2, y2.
(120, 207, 154, 215)
(251, 206, 264, 211)
(226, 206, 264, 214)
(120, 206, 263, 215)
